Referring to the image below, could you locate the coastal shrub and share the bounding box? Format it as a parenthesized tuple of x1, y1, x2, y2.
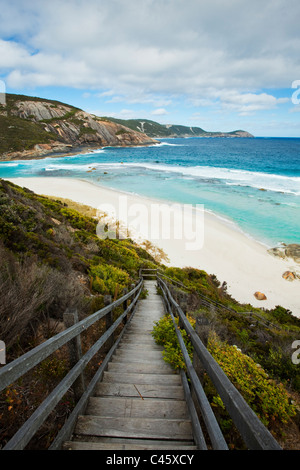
(0, 114, 59, 154)
(269, 305, 300, 328)
(252, 346, 300, 393)
(115, 129, 129, 136)
(152, 314, 195, 371)
(0, 243, 86, 349)
(60, 207, 96, 231)
(35, 356, 68, 382)
(206, 332, 297, 427)
(90, 264, 130, 296)
(163, 266, 231, 304)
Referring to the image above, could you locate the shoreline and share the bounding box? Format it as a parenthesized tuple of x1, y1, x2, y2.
(5, 176, 300, 317)
(0, 140, 161, 162)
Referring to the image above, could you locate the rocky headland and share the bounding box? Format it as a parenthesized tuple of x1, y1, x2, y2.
(0, 94, 158, 161)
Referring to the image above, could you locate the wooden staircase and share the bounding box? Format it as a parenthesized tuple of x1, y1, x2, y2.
(63, 280, 197, 450)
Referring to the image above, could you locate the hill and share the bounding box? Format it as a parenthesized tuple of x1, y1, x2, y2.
(0, 94, 157, 161)
(105, 117, 254, 139)
(0, 179, 299, 449)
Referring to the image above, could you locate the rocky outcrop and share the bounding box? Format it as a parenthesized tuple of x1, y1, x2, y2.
(285, 244, 300, 264)
(268, 244, 300, 264)
(268, 244, 300, 282)
(10, 100, 70, 121)
(1, 96, 158, 160)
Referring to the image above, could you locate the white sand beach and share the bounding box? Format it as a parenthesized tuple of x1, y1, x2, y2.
(7, 177, 300, 317)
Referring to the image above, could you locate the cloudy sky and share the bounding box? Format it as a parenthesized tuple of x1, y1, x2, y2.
(1, 0, 300, 136)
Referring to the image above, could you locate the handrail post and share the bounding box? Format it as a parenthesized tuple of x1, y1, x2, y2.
(104, 295, 113, 351)
(63, 309, 85, 402)
(122, 288, 128, 325)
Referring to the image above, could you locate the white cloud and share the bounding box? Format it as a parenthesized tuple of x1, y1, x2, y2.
(218, 91, 289, 115)
(151, 108, 168, 116)
(1, 0, 300, 122)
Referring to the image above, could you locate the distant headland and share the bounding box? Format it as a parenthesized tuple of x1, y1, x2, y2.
(0, 93, 253, 161)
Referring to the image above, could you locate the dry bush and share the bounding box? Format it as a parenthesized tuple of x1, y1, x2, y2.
(0, 243, 87, 350)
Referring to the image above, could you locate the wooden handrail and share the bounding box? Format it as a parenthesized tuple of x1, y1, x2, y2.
(158, 271, 284, 331)
(157, 274, 282, 451)
(0, 281, 142, 393)
(0, 278, 144, 450)
(159, 280, 227, 450)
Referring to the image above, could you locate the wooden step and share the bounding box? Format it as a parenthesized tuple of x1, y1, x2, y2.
(121, 334, 155, 342)
(63, 441, 197, 451)
(118, 342, 160, 349)
(67, 436, 195, 446)
(111, 355, 165, 364)
(119, 342, 158, 349)
(126, 322, 157, 327)
(95, 382, 185, 400)
(62, 280, 196, 450)
(85, 397, 189, 419)
(114, 350, 163, 360)
(74, 415, 193, 441)
(102, 371, 181, 386)
(107, 362, 174, 375)
(125, 328, 155, 334)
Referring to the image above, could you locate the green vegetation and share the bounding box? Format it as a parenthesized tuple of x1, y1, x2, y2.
(104, 117, 253, 138)
(115, 128, 131, 136)
(40, 108, 80, 124)
(0, 178, 298, 448)
(152, 313, 297, 436)
(0, 93, 156, 159)
(152, 313, 195, 370)
(0, 178, 158, 353)
(5, 93, 79, 113)
(0, 114, 60, 154)
(0, 93, 78, 155)
(152, 268, 300, 448)
(207, 332, 296, 427)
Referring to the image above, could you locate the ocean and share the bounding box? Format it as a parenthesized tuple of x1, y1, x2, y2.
(1, 137, 299, 248)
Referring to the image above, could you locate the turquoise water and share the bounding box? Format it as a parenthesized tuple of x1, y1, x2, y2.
(0, 137, 299, 247)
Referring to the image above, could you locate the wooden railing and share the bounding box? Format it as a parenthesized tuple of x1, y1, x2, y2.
(0, 268, 283, 451)
(0, 278, 144, 450)
(155, 271, 282, 450)
(157, 270, 285, 331)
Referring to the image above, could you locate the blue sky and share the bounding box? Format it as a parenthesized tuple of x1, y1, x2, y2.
(1, 0, 300, 137)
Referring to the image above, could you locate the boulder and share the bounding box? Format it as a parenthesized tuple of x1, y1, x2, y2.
(282, 271, 296, 281)
(268, 243, 300, 264)
(267, 246, 286, 259)
(285, 244, 300, 264)
(254, 291, 267, 300)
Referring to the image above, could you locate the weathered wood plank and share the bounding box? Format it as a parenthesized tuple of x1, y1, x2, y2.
(111, 356, 165, 366)
(102, 371, 181, 386)
(118, 343, 162, 351)
(63, 441, 197, 451)
(86, 397, 189, 419)
(95, 382, 185, 400)
(75, 416, 193, 441)
(108, 362, 174, 375)
(114, 350, 163, 360)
